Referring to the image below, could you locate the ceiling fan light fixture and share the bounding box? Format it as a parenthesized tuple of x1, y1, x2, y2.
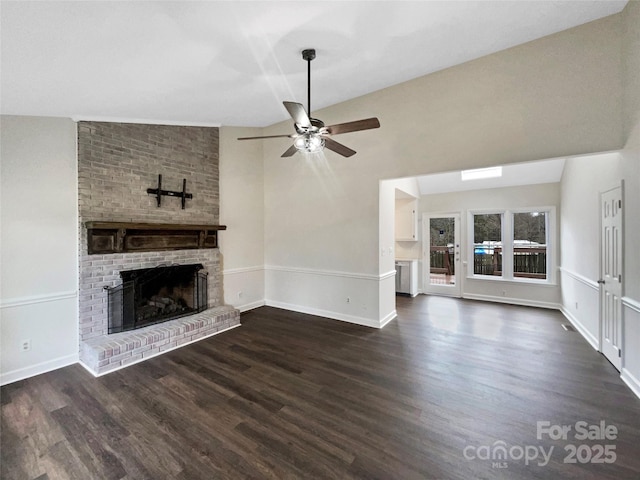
(237, 48, 380, 158)
(294, 133, 325, 153)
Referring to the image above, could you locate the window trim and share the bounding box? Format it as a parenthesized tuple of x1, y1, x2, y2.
(467, 207, 556, 285)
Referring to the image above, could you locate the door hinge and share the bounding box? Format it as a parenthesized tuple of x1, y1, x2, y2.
(619, 199, 622, 208)
(619, 274, 622, 282)
(619, 349, 622, 358)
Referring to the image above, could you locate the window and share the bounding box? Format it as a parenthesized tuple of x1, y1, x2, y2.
(469, 208, 554, 283)
(513, 211, 547, 280)
(473, 213, 502, 276)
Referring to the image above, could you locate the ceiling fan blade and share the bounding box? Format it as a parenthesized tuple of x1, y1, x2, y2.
(281, 144, 298, 157)
(283, 101, 311, 128)
(323, 137, 356, 158)
(237, 134, 293, 140)
(325, 117, 380, 135)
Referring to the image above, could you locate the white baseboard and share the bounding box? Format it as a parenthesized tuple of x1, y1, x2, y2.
(379, 309, 398, 328)
(463, 293, 560, 310)
(560, 306, 600, 351)
(621, 368, 640, 400)
(0, 353, 79, 386)
(265, 299, 383, 329)
(236, 299, 266, 313)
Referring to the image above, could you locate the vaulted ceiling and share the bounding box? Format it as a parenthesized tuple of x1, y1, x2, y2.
(0, 1, 627, 127)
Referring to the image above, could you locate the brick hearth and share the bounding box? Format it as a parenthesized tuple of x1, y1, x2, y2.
(80, 305, 239, 375)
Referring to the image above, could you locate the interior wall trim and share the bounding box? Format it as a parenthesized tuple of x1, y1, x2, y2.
(379, 269, 397, 281)
(235, 300, 266, 313)
(559, 306, 600, 351)
(462, 293, 560, 310)
(622, 296, 640, 314)
(0, 290, 78, 309)
(379, 309, 398, 328)
(0, 353, 78, 386)
(621, 368, 640, 400)
(71, 115, 221, 128)
(265, 264, 387, 281)
(264, 299, 382, 329)
(223, 266, 264, 276)
(559, 267, 599, 291)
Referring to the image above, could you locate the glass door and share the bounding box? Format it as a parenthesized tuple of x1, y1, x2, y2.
(423, 214, 461, 297)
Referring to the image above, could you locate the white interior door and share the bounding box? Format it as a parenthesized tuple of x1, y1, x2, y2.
(600, 186, 623, 371)
(423, 214, 461, 297)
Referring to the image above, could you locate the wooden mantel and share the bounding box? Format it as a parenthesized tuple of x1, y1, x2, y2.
(85, 222, 227, 255)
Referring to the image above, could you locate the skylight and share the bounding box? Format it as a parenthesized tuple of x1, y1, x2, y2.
(460, 166, 503, 181)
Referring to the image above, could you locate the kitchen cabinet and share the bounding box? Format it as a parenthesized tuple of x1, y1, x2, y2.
(395, 197, 418, 241)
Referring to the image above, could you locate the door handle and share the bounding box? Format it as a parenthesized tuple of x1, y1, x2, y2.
(597, 279, 605, 284)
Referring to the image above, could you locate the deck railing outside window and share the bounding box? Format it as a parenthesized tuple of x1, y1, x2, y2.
(472, 244, 546, 279)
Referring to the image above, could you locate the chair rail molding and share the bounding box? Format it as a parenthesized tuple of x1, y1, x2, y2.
(0, 290, 78, 309)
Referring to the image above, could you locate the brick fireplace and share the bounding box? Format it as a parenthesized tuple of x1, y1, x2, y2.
(77, 121, 239, 375)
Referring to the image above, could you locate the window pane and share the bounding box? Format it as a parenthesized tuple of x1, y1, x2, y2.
(513, 212, 547, 279)
(473, 214, 502, 276)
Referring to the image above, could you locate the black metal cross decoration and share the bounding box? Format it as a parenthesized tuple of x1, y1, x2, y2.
(146, 174, 193, 209)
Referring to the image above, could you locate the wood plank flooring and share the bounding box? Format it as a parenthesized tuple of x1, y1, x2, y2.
(2, 295, 640, 479)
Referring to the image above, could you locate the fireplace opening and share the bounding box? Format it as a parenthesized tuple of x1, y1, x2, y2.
(106, 264, 208, 334)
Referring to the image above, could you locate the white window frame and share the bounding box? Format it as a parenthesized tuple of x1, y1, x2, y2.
(467, 207, 556, 284)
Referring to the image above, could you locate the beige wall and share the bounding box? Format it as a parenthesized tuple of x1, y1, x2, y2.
(219, 127, 266, 311)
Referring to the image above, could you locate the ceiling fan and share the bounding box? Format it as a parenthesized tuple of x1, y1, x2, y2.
(238, 49, 380, 157)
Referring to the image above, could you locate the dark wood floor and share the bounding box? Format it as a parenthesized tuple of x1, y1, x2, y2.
(3, 295, 640, 479)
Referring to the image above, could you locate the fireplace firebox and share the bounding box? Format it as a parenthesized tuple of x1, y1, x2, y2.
(106, 264, 208, 334)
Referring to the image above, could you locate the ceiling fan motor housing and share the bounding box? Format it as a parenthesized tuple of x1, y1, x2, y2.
(294, 117, 325, 135)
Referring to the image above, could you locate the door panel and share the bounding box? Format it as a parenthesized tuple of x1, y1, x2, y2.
(423, 214, 461, 297)
(600, 186, 623, 371)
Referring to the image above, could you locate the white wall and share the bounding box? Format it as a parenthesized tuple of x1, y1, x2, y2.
(263, 14, 623, 326)
(420, 183, 561, 308)
(1, 116, 79, 384)
(559, 152, 612, 348)
(219, 127, 266, 312)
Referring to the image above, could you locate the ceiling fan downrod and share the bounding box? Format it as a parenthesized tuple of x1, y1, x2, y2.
(302, 48, 315, 116)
